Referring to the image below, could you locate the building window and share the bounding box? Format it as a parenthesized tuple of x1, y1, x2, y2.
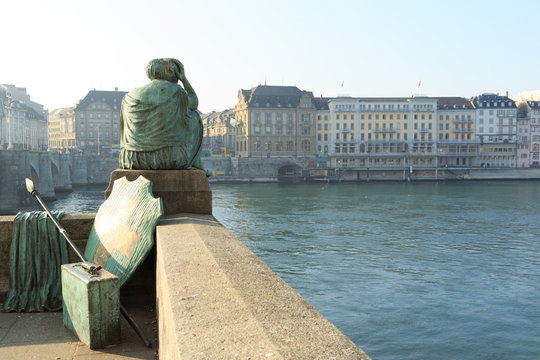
(302, 140, 310, 152)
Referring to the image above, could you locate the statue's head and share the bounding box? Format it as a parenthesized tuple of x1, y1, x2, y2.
(146, 58, 182, 83)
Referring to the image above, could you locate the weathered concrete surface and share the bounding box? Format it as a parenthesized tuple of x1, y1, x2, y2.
(0, 295, 156, 360)
(106, 169, 212, 215)
(156, 213, 370, 360)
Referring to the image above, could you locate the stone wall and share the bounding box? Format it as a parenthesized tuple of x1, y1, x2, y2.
(156, 213, 370, 359)
(0, 212, 371, 358)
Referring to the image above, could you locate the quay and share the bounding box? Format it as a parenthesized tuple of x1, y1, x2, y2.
(0, 210, 371, 359)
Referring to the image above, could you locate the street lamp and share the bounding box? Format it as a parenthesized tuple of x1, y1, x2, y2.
(6, 93, 14, 150)
(97, 125, 101, 156)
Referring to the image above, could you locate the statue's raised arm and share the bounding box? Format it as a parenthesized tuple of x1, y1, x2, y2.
(119, 58, 203, 170)
(171, 59, 199, 111)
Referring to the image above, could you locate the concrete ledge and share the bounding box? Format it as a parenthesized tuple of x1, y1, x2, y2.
(156, 214, 370, 359)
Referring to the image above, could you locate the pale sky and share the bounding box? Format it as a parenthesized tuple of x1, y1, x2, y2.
(2, 0, 539, 113)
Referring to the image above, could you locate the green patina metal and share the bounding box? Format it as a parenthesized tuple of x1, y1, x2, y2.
(62, 262, 120, 349)
(119, 58, 203, 170)
(83, 176, 163, 286)
(3, 210, 67, 312)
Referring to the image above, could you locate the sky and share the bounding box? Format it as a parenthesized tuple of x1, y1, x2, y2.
(2, 0, 540, 113)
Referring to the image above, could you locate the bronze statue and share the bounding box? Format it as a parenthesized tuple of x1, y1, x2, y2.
(119, 58, 203, 170)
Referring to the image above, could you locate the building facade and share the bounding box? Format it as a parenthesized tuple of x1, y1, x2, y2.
(72, 89, 126, 156)
(201, 109, 235, 157)
(471, 93, 517, 168)
(321, 95, 440, 168)
(516, 102, 530, 168)
(234, 86, 317, 158)
(48, 107, 76, 153)
(0, 84, 48, 151)
(518, 101, 540, 167)
(437, 97, 477, 167)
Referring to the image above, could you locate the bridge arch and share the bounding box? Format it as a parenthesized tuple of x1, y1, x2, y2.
(50, 160, 60, 189)
(277, 163, 303, 182)
(29, 163, 39, 190)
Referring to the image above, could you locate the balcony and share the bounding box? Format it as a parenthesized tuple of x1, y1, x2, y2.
(374, 128, 396, 133)
(453, 118, 473, 124)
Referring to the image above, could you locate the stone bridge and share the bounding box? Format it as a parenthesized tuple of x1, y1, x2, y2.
(0, 150, 118, 214)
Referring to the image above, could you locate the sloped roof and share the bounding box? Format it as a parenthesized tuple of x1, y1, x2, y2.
(471, 93, 516, 109)
(313, 97, 331, 110)
(49, 107, 75, 118)
(527, 101, 540, 109)
(437, 97, 474, 110)
(75, 90, 127, 111)
(239, 85, 314, 108)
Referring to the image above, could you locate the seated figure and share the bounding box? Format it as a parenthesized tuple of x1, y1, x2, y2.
(119, 58, 203, 170)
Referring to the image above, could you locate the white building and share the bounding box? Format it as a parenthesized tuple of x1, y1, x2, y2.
(520, 101, 540, 167)
(516, 109, 530, 168)
(471, 93, 517, 167)
(0, 84, 48, 151)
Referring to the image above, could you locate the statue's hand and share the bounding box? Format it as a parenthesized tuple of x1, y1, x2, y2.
(173, 59, 187, 82)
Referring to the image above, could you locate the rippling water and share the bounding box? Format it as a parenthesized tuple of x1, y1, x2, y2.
(211, 181, 540, 360)
(48, 181, 540, 360)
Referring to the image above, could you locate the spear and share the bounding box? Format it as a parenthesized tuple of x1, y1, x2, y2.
(25, 178, 152, 348)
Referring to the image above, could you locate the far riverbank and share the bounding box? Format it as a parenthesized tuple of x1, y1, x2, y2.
(208, 167, 540, 183)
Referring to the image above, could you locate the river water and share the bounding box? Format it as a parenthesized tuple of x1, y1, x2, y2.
(48, 181, 540, 360)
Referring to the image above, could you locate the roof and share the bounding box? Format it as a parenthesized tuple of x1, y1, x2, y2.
(201, 108, 235, 128)
(49, 107, 75, 118)
(313, 97, 330, 110)
(471, 93, 516, 109)
(527, 101, 540, 109)
(239, 85, 314, 108)
(437, 97, 474, 110)
(75, 89, 127, 111)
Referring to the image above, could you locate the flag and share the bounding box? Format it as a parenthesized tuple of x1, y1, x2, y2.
(418, 80, 422, 88)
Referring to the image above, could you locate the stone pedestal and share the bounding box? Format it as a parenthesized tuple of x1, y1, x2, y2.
(105, 169, 212, 215)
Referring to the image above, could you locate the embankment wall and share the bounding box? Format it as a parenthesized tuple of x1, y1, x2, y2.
(0, 213, 371, 359)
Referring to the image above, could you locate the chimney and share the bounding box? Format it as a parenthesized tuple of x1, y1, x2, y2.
(505, 90, 508, 97)
(115, 87, 118, 92)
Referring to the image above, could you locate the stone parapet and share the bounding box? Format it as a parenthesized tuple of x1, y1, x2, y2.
(156, 213, 370, 359)
(105, 169, 212, 215)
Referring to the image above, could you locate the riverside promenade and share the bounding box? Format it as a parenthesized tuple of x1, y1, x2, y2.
(0, 211, 371, 359)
